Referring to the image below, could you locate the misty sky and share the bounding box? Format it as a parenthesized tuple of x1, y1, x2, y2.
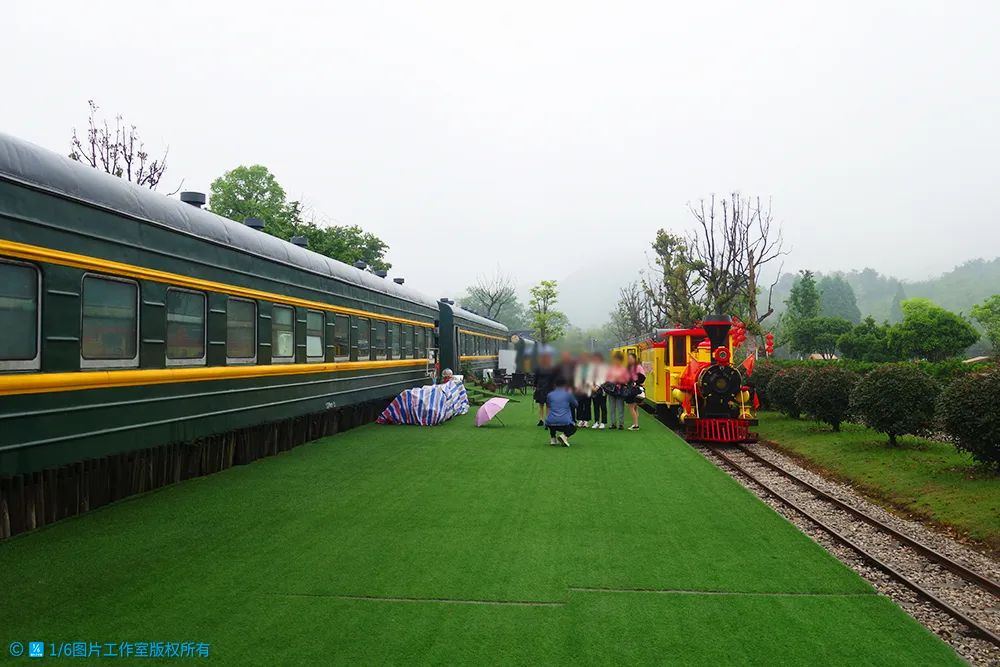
(6, 1, 1000, 325)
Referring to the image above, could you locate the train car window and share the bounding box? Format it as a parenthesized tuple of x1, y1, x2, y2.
(165, 288, 206, 365)
(226, 298, 256, 363)
(306, 311, 324, 362)
(672, 337, 687, 367)
(402, 325, 414, 359)
(333, 314, 350, 362)
(690, 335, 705, 352)
(390, 322, 401, 360)
(80, 275, 139, 368)
(0, 261, 41, 370)
(374, 320, 388, 360)
(272, 305, 295, 362)
(356, 317, 371, 360)
(414, 327, 425, 359)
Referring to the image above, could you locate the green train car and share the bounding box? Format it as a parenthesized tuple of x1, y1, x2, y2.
(0, 132, 508, 537)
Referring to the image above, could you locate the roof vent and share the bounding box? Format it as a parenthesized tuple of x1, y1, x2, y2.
(180, 191, 206, 208)
(290, 235, 308, 248)
(440, 297, 455, 305)
(393, 277, 404, 285)
(374, 269, 388, 278)
(353, 260, 368, 270)
(244, 217, 265, 231)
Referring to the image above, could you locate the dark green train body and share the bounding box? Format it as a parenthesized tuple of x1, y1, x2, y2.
(0, 132, 508, 535)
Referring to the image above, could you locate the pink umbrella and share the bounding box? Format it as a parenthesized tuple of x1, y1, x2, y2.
(475, 397, 510, 427)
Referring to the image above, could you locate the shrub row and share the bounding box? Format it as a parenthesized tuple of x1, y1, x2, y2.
(750, 359, 999, 470)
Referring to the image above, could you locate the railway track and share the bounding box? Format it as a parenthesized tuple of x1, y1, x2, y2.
(706, 443, 1000, 650)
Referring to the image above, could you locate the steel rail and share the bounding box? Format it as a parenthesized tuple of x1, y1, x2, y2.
(733, 443, 1000, 598)
(707, 445, 1000, 648)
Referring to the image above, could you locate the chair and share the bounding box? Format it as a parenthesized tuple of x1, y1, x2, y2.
(507, 372, 528, 396)
(494, 369, 509, 391)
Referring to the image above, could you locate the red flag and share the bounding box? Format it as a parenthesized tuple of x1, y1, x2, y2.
(753, 391, 760, 410)
(741, 353, 756, 377)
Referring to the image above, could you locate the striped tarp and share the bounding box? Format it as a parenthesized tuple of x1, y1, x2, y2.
(376, 382, 470, 426)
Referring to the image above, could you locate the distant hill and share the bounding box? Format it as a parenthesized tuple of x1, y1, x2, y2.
(761, 257, 1000, 323)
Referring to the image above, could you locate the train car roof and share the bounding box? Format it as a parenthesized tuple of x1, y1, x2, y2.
(0, 132, 441, 311)
(449, 303, 509, 333)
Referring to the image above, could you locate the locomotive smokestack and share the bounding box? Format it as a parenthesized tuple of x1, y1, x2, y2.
(701, 315, 732, 350)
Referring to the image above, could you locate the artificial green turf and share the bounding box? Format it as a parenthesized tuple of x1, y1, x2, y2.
(0, 400, 960, 665)
(756, 412, 1000, 553)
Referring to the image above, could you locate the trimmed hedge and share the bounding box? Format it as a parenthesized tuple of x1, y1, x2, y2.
(795, 366, 859, 432)
(937, 367, 1000, 470)
(768, 366, 811, 419)
(850, 364, 939, 446)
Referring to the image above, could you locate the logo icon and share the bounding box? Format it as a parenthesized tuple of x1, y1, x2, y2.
(28, 642, 44, 658)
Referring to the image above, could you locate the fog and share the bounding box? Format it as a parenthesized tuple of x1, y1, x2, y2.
(5, 1, 999, 326)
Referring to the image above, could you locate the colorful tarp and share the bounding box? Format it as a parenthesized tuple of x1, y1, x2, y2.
(376, 382, 471, 426)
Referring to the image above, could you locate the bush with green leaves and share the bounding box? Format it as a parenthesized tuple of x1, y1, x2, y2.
(748, 360, 781, 409)
(936, 366, 1000, 470)
(795, 366, 859, 431)
(767, 366, 811, 418)
(850, 364, 939, 446)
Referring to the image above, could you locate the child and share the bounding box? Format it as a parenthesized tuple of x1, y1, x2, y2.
(545, 376, 578, 447)
(625, 351, 646, 431)
(589, 352, 608, 429)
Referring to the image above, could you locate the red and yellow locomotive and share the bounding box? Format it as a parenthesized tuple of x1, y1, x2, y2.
(611, 315, 758, 444)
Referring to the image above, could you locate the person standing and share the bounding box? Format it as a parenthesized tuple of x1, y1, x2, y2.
(545, 376, 579, 447)
(589, 352, 608, 429)
(625, 351, 646, 431)
(573, 355, 592, 427)
(607, 351, 628, 430)
(533, 352, 556, 426)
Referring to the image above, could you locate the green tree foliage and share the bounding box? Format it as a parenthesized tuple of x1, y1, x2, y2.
(209, 165, 390, 271)
(787, 316, 853, 358)
(937, 366, 1000, 469)
(887, 298, 979, 362)
(889, 283, 906, 324)
(818, 275, 861, 323)
(529, 280, 568, 344)
(795, 367, 858, 431)
(785, 270, 821, 320)
(642, 231, 705, 326)
(850, 364, 939, 446)
(836, 317, 893, 362)
(970, 295, 1000, 355)
(768, 366, 811, 418)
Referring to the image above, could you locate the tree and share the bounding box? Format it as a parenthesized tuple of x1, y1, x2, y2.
(795, 367, 858, 431)
(69, 100, 174, 191)
(609, 281, 657, 342)
(970, 295, 1000, 355)
(209, 165, 295, 233)
(937, 367, 1000, 469)
(528, 280, 568, 344)
(850, 364, 939, 446)
(785, 270, 821, 320)
(887, 298, 980, 361)
(787, 316, 853, 358)
(889, 283, 907, 324)
(641, 231, 705, 326)
(768, 366, 811, 419)
(466, 269, 517, 320)
(209, 165, 391, 271)
(818, 275, 861, 323)
(837, 317, 893, 361)
(685, 192, 785, 324)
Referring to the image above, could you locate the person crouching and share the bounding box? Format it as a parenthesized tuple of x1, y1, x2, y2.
(545, 376, 578, 447)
